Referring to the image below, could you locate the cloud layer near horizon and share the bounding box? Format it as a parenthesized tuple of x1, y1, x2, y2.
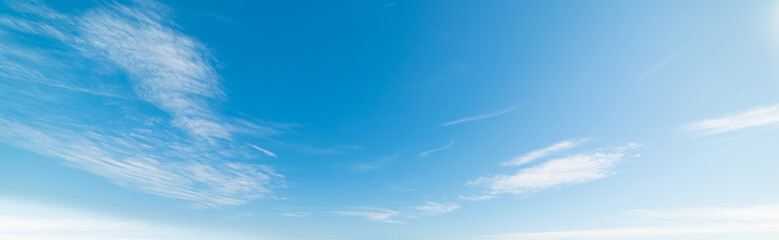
(485, 204, 779, 240)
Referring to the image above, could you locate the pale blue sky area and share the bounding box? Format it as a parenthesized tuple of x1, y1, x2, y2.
(1, 0, 779, 239)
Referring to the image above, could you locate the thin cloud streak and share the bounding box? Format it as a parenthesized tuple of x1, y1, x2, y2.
(331, 208, 400, 223)
(280, 212, 311, 218)
(417, 140, 454, 157)
(502, 138, 589, 166)
(331, 201, 460, 223)
(410, 202, 460, 217)
(349, 155, 396, 171)
(440, 106, 522, 126)
(635, 51, 678, 82)
(250, 144, 278, 158)
(684, 104, 779, 135)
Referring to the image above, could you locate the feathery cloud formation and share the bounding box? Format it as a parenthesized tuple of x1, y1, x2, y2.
(0, 0, 282, 207)
(331, 208, 401, 223)
(502, 138, 589, 166)
(684, 104, 779, 135)
(468, 140, 639, 200)
(410, 202, 461, 217)
(331, 201, 461, 223)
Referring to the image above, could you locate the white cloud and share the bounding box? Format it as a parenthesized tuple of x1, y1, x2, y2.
(1, 0, 261, 141)
(0, 1, 283, 207)
(77, 3, 230, 140)
(440, 106, 521, 126)
(458, 194, 496, 201)
(332, 201, 460, 223)
(249, 144, 278, 158)
(502, 138, 589, 166)
(417, 140, 454, 157)
(0, 119, 282, 208)
(331, 208, 400, 223)
(470, 143, 639, 198)
(484, 204, 779, 240)
(280, 212, 311, 218)
(683, 104, 779, 135)
(410, 202, 460, 216)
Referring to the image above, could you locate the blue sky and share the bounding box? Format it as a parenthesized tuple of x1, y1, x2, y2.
(1, 0, 779, 239)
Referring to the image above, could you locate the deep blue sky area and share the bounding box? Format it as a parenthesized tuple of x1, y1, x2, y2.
(1, 0, 779, 239)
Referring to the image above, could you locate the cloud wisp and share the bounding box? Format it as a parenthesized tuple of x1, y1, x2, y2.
(331, 208, 401, 223)
(331, 201, 461, 223)
(484, 204, 779, 240)
(409, 202, 461, 217)
(417, 140, 454, 157)
(683, 104, 779, 135)
(440, 106, 521, 126)
(280, 212, 311, 218)
(502, 138, 589, 166)
(635, 51, 678, 83)
(0, 1, 282, 207)
(328, 201, 460, 223)
(468, 141, 639, 200)
(250, 144, 278, 158)
(349, 155, 396, 171)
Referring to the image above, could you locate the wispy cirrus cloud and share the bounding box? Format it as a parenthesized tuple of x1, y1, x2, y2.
(0, 119, 282, 208)
(349, 155, 396, 171)
(502, 138, 589, 166)
(0, 0, 282, 207)
(280, 212, 311, 218)
(635, 51, 678, 83)
(467, 141, 639, 200)
(417, 140, 454, 157)
(409, 202, 460, 217)
(683, 104, 779, 135)
(3, 0, 234, 140)
(484, 204, 779, 240)
(440, 106, 521, 126)
(331, 201, 461, 223)
(250, 144, 278, 158)
(78, 2, 231, 140)
(331, 208, 400, 223)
